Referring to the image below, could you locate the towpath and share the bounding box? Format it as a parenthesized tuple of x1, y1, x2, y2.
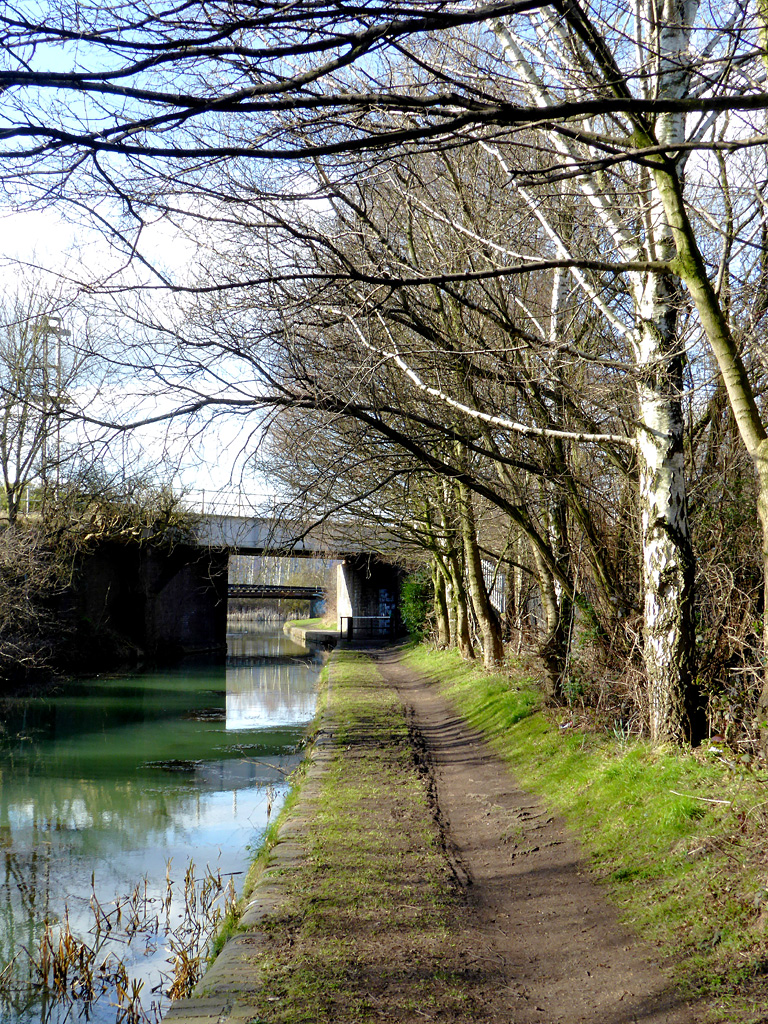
(164, 645, 697, 1024)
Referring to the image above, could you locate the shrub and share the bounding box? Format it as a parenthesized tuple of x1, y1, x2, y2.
(400, 565, 433, 640)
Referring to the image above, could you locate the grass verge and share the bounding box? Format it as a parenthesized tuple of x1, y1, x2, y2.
(225, 649, 476, 1024)
(403, 643, 768, 1023)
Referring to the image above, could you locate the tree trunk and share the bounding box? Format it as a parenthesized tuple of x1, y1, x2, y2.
(457, 480, 504, 669)
(431, 560, 451, 648)
(436, 500, 475, 659)
(752, 463, 768, 741)
(420, 507, 455, 651)
(629, 6, 701, 744)
(530, 545, 568, 700)
(448, 563, 474, 660)
(635, 310, 699, 743)
(6, 484, 20, 525)
(491, 5, 701, 742)
(646, 161, 768, 744)
(633, 146, 700, 745)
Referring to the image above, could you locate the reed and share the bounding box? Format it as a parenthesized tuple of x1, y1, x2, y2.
(1, 856, 236, 1023)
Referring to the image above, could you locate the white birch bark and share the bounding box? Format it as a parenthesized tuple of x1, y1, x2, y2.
(643, 93, 768, 745)
(634, 270, 696, 743)
(633, 0, 701, 742)
(491, 2, 700, 741)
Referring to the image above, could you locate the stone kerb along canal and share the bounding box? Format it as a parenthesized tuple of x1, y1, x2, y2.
(0, 624, 323, 1024)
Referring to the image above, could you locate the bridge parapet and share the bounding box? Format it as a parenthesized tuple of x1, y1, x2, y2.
(183, 489, 273, 517)
(193, 514, 392, 557)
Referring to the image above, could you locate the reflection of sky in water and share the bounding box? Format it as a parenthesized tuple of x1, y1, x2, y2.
(225, 630, 318, 730)
(0, 626, 322, 1024)
(226, 662, 318, 729)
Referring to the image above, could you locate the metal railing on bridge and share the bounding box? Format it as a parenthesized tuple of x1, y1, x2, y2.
(182, 489, 276, 517)
(339, 616, 395, 642)
(228, 583, 325, 600)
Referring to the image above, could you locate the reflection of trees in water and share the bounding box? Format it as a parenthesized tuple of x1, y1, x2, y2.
(0, 849, 237, 1024)
(0, 774, 291, 1021)
(0, 769, 292, 855)
(0, 777, 202, 871)
(0, 840, 51, 969)
(226, 629, 313, 660)
(226, 660, 319, 728)
(0, 625, 322, 1023)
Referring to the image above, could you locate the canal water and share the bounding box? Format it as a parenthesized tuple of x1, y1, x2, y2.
(0, 625, 322, 1023)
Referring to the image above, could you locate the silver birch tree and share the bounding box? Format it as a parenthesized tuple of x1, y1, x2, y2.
(485, 4, 703, 741)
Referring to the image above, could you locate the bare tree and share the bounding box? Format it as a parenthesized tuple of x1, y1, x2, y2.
(4, 0, 768, 742)
(0, 286, 88, 522)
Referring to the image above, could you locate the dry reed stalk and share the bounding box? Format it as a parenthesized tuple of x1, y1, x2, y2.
(2, 856, 237, 1022)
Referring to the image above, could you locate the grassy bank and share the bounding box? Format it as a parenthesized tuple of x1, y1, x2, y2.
(223, 650, 471, 1023)
(403, 643, 768, 1023)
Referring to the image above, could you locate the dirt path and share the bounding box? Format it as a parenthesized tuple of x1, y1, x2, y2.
(166, 645, 702, 1024)
(374, 648, 697, 1024)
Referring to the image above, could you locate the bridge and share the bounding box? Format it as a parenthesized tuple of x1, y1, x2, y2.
(74, 512, 405, 661)
(193, 514, 389, 558)
(228, 584, 324, 601)
(228, 582, 326, 618)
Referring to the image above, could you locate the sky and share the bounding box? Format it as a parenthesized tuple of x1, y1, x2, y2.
(0, 204, 276, 506)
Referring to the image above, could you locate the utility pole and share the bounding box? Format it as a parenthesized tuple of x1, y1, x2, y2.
(38, 315, 71, 500)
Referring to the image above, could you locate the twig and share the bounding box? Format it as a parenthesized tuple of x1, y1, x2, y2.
(669, 790, 731, 805)
(240, 758, 291, 775)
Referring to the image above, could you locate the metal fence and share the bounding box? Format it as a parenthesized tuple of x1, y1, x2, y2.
(181, 489, 275, 516)
(482, 559, 506, 615)
(339, 616, 394, 642)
